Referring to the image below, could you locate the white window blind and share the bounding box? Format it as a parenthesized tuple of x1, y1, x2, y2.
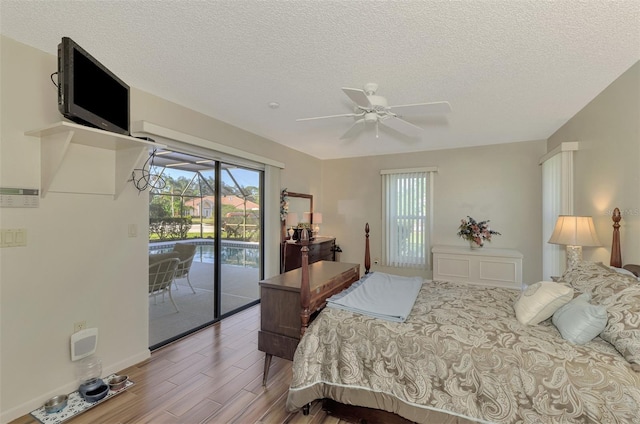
(382, 169, 434, 269)
(542, 154, 563, 280)
(541, 143, 576, 279)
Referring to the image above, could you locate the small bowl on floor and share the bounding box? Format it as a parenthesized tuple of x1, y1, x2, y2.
(108, 375, 129, 391)
(79, 378, 108, 402)
(44, 394, 68, 414)
(82, 383, 109, 402)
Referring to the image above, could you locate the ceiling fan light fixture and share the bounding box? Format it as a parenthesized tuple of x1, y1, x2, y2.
(364, 112, 378, 123)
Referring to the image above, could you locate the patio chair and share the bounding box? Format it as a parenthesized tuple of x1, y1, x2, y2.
(172, 243, 197, 294)
(149, 253, 180, 313)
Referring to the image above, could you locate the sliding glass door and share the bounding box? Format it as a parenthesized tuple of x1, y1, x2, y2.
(219, 165, 262, 315)
(148, 149, 262, 348)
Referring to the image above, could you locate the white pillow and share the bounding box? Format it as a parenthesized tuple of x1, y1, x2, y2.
(514, 281, 573, 325)
(552, 293, 608, 344)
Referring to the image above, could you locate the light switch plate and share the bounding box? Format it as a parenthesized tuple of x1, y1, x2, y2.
(14, 229, 27, 246)
(0, 229, 27, 247)
(128, 224, 137, 238)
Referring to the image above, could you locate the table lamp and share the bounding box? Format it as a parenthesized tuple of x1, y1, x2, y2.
(313, 212, 323, 236)
(285, 212, 298, 239)
(548, 215, 601, 269)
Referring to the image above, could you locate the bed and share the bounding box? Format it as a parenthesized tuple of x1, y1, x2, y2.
(286, 209, 640, 423)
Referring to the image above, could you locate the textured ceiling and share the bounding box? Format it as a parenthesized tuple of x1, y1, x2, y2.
(1, 1, 639, 160)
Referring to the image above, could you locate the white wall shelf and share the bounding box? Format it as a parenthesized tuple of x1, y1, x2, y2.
(432, 245, 524, 289)
(25, 121, 164, 199)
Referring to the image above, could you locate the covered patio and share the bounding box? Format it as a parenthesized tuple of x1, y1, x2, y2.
(149, 251, 260, 347)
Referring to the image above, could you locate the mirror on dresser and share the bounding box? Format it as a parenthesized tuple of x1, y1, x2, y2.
(281, 191, 314, 242)
(280, 191, 336, 273)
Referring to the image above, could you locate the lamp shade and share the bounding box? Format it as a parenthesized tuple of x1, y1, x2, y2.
(285, 212, 298, 227)
(548, 215, 601, 246)
(313, 212, 323, 224)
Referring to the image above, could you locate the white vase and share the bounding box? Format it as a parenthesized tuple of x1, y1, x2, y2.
(469, 240, 482, 249)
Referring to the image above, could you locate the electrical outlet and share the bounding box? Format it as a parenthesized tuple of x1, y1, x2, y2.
(74, 320, 87, 333)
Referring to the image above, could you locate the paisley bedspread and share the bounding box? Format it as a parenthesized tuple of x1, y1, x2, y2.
(286, 280, 640, 423)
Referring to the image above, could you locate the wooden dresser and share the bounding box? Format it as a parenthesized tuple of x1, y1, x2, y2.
(281, 236, 336, 272)
(258, 260, 360, 384)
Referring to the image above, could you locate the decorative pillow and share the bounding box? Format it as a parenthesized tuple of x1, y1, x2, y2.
(611, 265, 640, 281)
(600, 285, 640, 371)
(623, 264, 640, 279)
(552, 293, 607, 344)
(610, 266, 638, 278)
(514, 281, 573, 325)
(558, 261, 636, 304)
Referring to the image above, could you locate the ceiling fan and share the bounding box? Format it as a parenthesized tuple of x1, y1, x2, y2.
(297, 83, 451, 140)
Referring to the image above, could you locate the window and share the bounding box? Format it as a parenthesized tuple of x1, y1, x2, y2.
(540, 142, 577, 279)
(382, 168, 436, 269)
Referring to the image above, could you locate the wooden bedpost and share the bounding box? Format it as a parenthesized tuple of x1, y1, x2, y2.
(364, 223, 371, 274)
(610, 207, 622, 268)
(299, 243, 310, 337)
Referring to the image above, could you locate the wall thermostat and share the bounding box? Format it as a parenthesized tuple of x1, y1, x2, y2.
(0, 187, 39, 208)
(70, 328, 98, 361)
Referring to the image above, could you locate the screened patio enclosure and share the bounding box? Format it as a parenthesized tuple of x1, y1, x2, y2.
(147, 149, 263, 348)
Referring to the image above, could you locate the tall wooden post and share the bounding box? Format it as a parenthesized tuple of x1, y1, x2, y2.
(364, 223, 371, 274)
(610, 207, 622, 268)
(299, 244, 310, 337)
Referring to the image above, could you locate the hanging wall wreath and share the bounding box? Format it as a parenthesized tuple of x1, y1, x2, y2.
(280, 188, 289, 221)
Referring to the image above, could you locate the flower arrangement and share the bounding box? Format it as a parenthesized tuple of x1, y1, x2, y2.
(457, 216, 501, 247)
(280, 188, 289, 221)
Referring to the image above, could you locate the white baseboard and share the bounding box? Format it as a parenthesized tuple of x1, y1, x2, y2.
(0, 349, 150, 424)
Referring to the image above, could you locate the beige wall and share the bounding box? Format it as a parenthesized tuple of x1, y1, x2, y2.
(320, 139, 547, 285)
(0, 36, 321, 422)
(0, 36, 150, 421)
(547, 61, 640, 265)
(129, 88, 322, 187)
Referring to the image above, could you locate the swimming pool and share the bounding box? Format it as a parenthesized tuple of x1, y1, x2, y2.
(150, 241, 259, 268)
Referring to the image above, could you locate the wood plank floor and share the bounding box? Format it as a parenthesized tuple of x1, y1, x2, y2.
(11, 305, 471, 424)
(10, 305, 340, 424)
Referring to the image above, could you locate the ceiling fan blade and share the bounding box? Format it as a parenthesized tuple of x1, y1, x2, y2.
(339, 119, 365, 140)
(296, 112, 361, 122)
(342, 88, 371, 109)
(380, 116, 423, 137)
(389, 101, 452, 115)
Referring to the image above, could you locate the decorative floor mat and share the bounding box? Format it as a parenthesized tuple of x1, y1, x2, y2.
(30, 374, 134, 424)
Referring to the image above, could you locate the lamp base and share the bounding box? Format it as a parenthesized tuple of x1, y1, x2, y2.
(566, 245, 582, 270)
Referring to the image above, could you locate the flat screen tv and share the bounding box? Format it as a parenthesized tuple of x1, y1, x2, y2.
(58, 37, 130, 135)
